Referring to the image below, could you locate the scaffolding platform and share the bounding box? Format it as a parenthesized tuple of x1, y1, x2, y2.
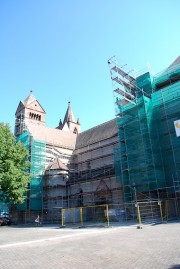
(108, 56, 180, 220)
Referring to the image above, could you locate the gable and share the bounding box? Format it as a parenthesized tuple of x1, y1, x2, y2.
(61, 122, 70, 132)
(96, 180, 110, 192)
(25, 99, 46, 113)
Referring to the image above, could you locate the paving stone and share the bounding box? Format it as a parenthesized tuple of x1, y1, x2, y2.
(0, 222, 179, 269)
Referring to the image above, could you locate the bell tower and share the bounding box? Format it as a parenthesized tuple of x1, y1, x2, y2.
(14, 91, 46, 136)
(57, 102, 80, 134)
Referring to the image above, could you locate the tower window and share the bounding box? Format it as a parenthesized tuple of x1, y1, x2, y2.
(73, 127, 78, 134)
(29, 112, 41, 121)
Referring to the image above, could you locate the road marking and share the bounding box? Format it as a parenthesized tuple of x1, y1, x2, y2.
(0, 226, 134, 248)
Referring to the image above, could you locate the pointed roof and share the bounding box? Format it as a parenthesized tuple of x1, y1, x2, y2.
(23, 91, 36, 106)
(46, 158, 68, 171)
(63, 102, 76, 124)
(22, 91, 46, 113)
(15, 91, 37, 115)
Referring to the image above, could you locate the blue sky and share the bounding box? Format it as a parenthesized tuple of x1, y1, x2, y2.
(0, 0, 179, 132)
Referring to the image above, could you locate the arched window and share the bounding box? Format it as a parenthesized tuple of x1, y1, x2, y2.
(29, 112, 41, 121)
(73, 127, 78, 134)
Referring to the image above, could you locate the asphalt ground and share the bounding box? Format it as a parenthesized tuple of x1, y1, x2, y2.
(0, 222, 180, 269)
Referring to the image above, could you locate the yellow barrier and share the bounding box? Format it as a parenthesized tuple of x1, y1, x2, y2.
(61, 204, 110, 228)
(137, 204, 142, 226)
(159, 201, 163, 222)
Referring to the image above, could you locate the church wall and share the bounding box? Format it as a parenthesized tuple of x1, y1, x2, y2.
(67, 134, 123, 209)
(68, 176, 123, 208)
(74, 136, 119, 173)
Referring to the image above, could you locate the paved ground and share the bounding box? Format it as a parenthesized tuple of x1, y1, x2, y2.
(0, 222, 180, 269)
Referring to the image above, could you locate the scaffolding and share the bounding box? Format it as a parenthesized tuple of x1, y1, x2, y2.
(108, 56, 180, 222)
(67, 117, 129, 219)
(41, 133, 123, 224)
(43, 168, 68, 224)
(12, 131, 46, 224)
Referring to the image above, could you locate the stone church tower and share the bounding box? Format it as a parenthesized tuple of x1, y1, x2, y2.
(56, 101, 80, 134)
(14, 91, 46, 136)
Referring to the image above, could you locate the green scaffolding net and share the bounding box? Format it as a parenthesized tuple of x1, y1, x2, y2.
(16, 132, 46, 212)
(114, 64, 180, 203)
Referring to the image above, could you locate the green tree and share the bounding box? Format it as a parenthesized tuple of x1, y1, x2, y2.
(0, 123, 30, 204)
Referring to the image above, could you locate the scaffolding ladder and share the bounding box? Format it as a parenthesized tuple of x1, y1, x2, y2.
(108, 56, 137, 108)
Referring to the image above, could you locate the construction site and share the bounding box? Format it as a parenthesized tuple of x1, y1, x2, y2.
(9, 56, 180, 227)
(10, 92, 122, 225)
(108, 56, 180, 224)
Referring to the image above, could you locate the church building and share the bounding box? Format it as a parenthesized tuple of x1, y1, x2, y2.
(13, 91, 122, 223)
(12, 56, 180, 224)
